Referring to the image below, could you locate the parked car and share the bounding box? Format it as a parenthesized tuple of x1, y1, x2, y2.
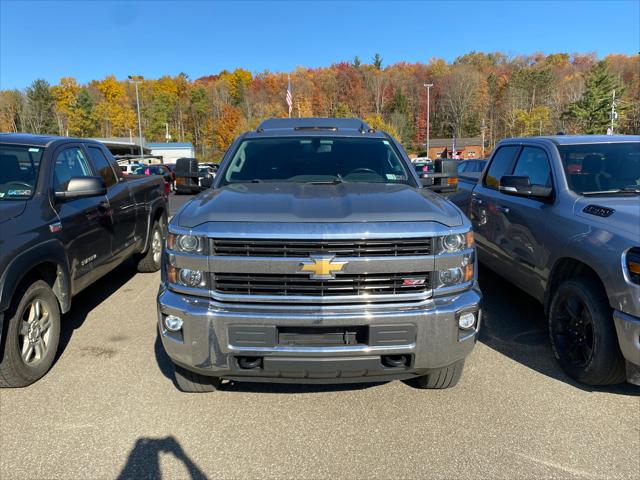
(133, 165, 173, 194)
(157, 118, 481, 392)
(197, 165, 215, 188)
(453, 135, 640, 386)
(0, 133, 168, 387)
(120, 163, 144, 176)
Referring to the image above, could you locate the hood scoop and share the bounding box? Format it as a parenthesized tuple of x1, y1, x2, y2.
(583, 204, 615, 218)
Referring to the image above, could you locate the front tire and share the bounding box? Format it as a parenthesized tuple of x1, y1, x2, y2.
(0, 280, 61, 388)
(406, 360, 465, 389)
(549, 278, 625, 385)
(136, 220, 163, 273)
(173, 364, 221, 393)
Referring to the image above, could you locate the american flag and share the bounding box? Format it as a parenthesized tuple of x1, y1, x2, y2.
(286, 75, 293, 117)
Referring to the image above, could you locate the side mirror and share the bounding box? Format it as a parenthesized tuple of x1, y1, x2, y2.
(499, 175, 552, 199)
(200, 176, 213, 188)
(56, 176, 106, 200)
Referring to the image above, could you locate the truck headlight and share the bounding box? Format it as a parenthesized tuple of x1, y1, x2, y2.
(436, 231, 474, 254)
(166, 265, 208, 289)
(167, 233, 208, 254)
(625, 247, 640, 284)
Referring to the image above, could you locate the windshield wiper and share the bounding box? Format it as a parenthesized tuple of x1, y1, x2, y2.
(305, 174, 346, 185)
(583, 186, 640, 196)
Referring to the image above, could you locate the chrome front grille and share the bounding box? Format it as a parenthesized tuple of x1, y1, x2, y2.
(212, 272, 430, 297)
(210, 238, 432, 257)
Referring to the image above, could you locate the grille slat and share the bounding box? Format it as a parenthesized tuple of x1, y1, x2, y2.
(213, 272, 430, 297)
(211, 238, 431, 257)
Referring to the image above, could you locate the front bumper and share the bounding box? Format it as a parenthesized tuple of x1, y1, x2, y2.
(613, 310, 640, 385)
(157, 284, 481, 383)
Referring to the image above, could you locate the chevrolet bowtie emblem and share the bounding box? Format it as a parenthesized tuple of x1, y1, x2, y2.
(299, 255, 347, 280)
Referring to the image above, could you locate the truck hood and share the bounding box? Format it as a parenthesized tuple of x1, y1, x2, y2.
(0, 200, 26, 225)
(178, 183, 463, 228)
(574, 196, 640, 237)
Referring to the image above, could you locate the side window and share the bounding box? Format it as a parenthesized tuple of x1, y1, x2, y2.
(87, 146, 117, 188)
(484, 146, 520, 189)
(513, 147, 552, 187)
(53, 147, 93, 191)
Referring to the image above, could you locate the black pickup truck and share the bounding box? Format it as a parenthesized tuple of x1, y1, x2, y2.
(0, 134, 168, 387)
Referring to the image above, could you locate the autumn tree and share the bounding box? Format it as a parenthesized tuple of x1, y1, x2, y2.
(92, 75, 136, 137)
(51, 77, 80, 136)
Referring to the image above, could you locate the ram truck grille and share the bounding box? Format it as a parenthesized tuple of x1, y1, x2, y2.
(212, 272, 430, 297)
(211, 238, 432, 257)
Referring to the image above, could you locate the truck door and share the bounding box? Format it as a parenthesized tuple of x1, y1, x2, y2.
(50, 145, 111, 293)
(489, 146, 553, 300)
(468, 145, 520, 279)
(85, 145, 137, 262)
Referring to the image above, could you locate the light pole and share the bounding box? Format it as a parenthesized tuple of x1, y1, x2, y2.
(128, 75, 144, 159)
(480, 118, 486, 158)
(423, 83, 433, 157)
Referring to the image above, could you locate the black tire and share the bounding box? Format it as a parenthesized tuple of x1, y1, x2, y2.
(136, 220, 163, 273)
(406, 360, 465, 389)
(549, 278, 626, 385)
(173, 364, 221, 393)
(0, 280, 61, 388)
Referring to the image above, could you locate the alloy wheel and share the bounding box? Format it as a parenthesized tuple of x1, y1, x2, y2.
(18, 298, 52, 365)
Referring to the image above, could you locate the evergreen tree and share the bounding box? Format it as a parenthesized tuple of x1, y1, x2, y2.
(564, 61, 624, 134)
(352, 56, 361, 68)
(25, 79, 57, 134)
(373, 53, 383, 70)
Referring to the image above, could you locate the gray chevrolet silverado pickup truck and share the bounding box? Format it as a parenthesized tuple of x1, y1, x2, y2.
(157, 118, 481, 392)
(0, 134, 167, 387)
(453, 135, 640, 386)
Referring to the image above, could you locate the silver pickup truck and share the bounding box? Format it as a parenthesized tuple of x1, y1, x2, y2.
(452, 135, 640, 386)
(157, 118, 481, 392)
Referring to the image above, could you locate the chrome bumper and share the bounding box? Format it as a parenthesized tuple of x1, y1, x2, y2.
(157, 283, 481, 382)
(613, 310, 640, 385)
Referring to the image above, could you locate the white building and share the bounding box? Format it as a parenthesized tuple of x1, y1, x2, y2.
(146, 142, 195, 163)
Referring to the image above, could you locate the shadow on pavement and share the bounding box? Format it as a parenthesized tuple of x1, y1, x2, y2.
(55, 259, 137, 366)
(478, 266, 639, 396)
(117, 436, 208, 480)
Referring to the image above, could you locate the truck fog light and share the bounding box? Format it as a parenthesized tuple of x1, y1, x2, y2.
(439, 267, 463, 285)
(178, 268, 204, 287)
(164, 314, 183, 332)
(458, 312, 476, 329)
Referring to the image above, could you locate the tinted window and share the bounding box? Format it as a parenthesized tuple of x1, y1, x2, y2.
(558, 143, 640, 194)
(513, 147, 552, 187)
(222, 137, 412, 185)
(484, 146, 519, 188)
(0, 144, 44, 200)
(53, 147, 93, 191)
(87, 146, 117, 188)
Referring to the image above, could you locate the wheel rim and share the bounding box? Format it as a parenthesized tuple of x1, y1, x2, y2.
(18, 298, 52, 365)
(552, 295, 594, 368)
(152, 229, 162, 264)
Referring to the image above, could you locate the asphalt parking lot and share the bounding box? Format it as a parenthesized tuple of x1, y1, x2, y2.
(1, 193, 638, 480)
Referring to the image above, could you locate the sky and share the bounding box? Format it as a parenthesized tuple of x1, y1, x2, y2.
(1, 0, 638, 89)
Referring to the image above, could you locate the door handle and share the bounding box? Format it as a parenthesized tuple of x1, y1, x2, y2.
(496, 205, 510, 214)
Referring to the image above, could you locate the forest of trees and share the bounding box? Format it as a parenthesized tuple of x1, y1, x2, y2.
(1, 52, 638, 159)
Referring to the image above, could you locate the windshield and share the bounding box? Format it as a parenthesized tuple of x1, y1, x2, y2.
(559, 142, 640, 194)
(0, 144, 44, 200)
(221, 137, 413, 186)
